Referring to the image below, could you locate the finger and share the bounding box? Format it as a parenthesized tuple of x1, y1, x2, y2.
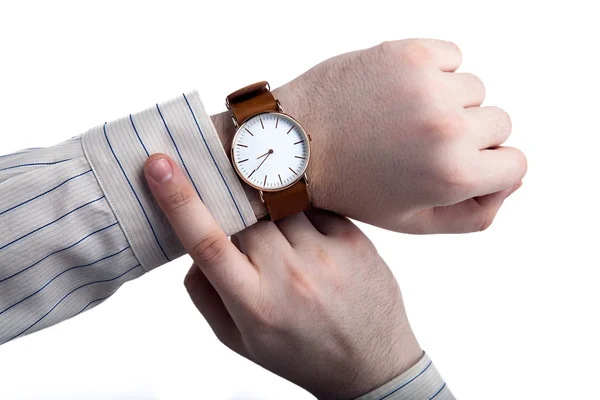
(184, 264, 251, 359)
(471, 147, 527, 196)
(444, 72, 486, 107)
(233, 220, 291, 270)
(418, 39, 463, 72)
(304, 209, 361, 237)
(144, 154, 258, 303)
(411, 183, 522, 233)
(464, 106, 512, 149)
(274, 212, 322, 247)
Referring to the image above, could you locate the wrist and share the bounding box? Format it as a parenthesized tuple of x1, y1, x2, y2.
(272, 83, 327, 211)
(357, 332, 423, 398)
(334, 332, 423, 400)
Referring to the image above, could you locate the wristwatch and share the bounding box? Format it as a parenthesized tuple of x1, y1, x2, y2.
(226, 81, 311, 221)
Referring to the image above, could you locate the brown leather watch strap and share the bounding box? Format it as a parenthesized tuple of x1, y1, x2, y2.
(262, 178, 310, 221)
(226, 81, 311, 221)
(226, 81, 278, 125)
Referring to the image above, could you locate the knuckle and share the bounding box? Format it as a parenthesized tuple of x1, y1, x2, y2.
(449, 166, 477, 191)
(425, 110, 466, 140)
(433, 153, 477, 196)
(398, 39, 434, 66)
(375, 40, 399, 60)
(410, 76, 436, 102)
(283, 253, 318, 295)
(374, 40, 433, 67)
(313, 247, 337, 269)
(166, 188, 194, 214)
(191, 232, 229, 266)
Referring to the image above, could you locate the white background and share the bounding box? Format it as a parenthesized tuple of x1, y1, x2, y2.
(0, 1, 598, 399)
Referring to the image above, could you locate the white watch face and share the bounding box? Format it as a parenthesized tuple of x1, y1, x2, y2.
(232, 112, 310, 191)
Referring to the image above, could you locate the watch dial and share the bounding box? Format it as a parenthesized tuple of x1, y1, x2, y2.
(232, 113, 310, 191)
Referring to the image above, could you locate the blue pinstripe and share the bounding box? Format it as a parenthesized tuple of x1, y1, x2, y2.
(0, 247, 131, 316)
(130, 114, 149, 157)
(182, 93, 247, 227)
(0, 222, 119, 283)
(0, 196, 106, 251)
(0, 159, 72, 172)
(429, 383, 446, 399)
(74, 296, 109, 317)
(103, 123, 170, 262)
(155, 103, 204, 202)
(377, 360, 433, 400)
(4, 264, 141, 344)
(0, 169, 93, 217)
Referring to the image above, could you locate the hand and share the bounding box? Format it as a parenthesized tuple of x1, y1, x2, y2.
(213, 38, 527, 234)
(144, 154, 422, 400)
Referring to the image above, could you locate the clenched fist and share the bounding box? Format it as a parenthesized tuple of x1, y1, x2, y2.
(214, 39, 527, 234)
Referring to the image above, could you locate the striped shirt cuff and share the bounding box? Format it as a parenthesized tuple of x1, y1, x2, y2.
(82, 91, 257, 272)
(356, 353, 453, 400)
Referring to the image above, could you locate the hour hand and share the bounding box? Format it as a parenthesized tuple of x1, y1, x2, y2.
(256, 150, 273, 171)
(256, 150, 272, 160)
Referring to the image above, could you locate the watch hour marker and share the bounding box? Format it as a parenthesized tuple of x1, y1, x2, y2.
(263, 175, 267, 186)
(237, 144, 248, 148)
(239, 159, 249, 163)
(278, 174, 283, 184)
(248, 169, 256, 178)
(260, 118, 264, 129)
(295, 156, 305, 159)
(286, 127, 294, 134)
(275, 117, 279, 128)
(293, 140, 304, 145)
(289, 167, 298, 175)
(244, 128, 254, 136)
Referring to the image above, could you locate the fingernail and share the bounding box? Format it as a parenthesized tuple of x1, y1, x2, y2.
(147, 158, 173, 183)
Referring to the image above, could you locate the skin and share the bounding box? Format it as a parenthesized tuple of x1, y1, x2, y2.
(144, 155, 422, 399)
(212, 38, 527, 233)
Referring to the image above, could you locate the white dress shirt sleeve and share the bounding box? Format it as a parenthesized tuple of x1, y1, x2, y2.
(0, 91, 256, 345)
(356, 353, 454, 400)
